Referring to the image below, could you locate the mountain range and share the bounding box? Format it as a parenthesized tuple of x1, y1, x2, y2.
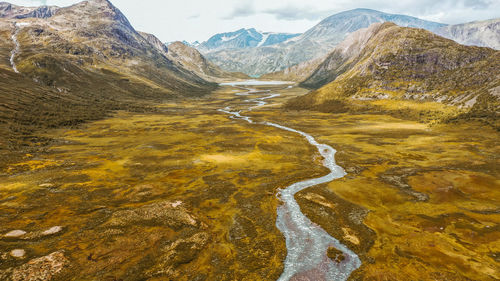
(197, 9, 499, 77)
(200, 9, 448, 76)
(197, 28, 300, 52)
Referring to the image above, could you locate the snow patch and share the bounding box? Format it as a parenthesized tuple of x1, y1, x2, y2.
(221, 34, 239, 42)
(257, 33, 270, 47)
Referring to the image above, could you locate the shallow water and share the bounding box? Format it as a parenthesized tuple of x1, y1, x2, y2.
(218, 83, 361, 281)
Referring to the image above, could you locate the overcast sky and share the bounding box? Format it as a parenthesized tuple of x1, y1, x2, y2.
(6, 0, 500, 42)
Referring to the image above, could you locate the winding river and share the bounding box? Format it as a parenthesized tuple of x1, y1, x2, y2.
(219, 81, 361, 281)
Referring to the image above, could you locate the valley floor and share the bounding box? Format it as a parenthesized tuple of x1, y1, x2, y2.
(0, 85, 498, 280)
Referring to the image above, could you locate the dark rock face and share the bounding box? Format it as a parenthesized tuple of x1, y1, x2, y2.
(0, 3, 59, 19)
(14, 6, 59, 19)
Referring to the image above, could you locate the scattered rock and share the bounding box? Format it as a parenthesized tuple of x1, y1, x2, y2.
(3, 226, 64, 241)
(342, 227, 360, 245)
(41, 226, 63, 236)
(11, 251, 68, 281)
(171, 201, 182, 208)
(327, 246, 346, 263)
(4, 230, 26, 238)
(10, 249, 26, 258)
(302, 193, 336, 209)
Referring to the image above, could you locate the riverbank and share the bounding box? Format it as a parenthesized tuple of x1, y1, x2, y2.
(0, 85, 325, 280)
(249, 86, 499, 280)
(0, 84, 498, 280)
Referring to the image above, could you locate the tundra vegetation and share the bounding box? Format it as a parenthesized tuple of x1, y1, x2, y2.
(1, 85, 498, 280)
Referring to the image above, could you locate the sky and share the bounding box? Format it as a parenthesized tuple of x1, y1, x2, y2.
(6, 0, 500, 42)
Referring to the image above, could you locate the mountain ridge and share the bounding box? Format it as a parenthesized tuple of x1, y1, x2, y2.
(285, 22, 500, 128)
(198, 27, 300, 52)
(0, 0, 218, 167)
(202, 9, 447, 76)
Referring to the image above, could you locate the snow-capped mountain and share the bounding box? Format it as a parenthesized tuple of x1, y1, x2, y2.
(198, 28, 300, 52)
(203, 9, 446, 76)
(297, 8, 445, 47)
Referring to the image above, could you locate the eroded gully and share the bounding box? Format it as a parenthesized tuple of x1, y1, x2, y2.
(10, 22, 23, 73)
(218, 81, 361, 281)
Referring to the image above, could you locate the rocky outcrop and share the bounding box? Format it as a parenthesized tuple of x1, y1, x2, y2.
(0, 251, 69, 281)
(105, 201, 201, 229)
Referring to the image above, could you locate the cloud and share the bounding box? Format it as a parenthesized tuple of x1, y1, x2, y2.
(463, 0, 492, 9)
(263, 5, 334, 21)
(188, 13, 200, 20)
(221, 1, 256, 20)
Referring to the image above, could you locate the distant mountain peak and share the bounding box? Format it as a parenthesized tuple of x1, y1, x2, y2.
(198, 28, 301, 52)
(435, 18, 500, 50)
(0, 2, 59, 19)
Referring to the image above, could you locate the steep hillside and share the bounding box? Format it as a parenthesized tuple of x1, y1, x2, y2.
(436, 18, 500, 50)
(299, 23, 388, 88)
(263, 23, 387, 83)
(164, 41, 248, 81)
(2, 0, 215, 93)
(286, 23, 500, 128)
(0, 0, 217, 168)
(264, 19, 500, 82)
(198, 28, 300, 52)
(260, 56, 325, 81)
(204, 9, 445, 76)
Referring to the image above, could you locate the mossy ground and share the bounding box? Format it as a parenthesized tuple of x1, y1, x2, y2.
(254, 86, 499, 280)
(0, 86, 325, 280)
(1, 85, 498, 280)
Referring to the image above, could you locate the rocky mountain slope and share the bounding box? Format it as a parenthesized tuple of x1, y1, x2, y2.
(262, 23, 379, 83)
(163, 40, 248, 81)
(0, 0, 217, 167)
(285, 22, 500, 128)
(204, 9, 445, 76)
(264, 18, 500, 82)
(0, 2, 59, 19)
(299, 23, 389, 89)
(436, 18, 500, 50)
(198, 28, 300, 52)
